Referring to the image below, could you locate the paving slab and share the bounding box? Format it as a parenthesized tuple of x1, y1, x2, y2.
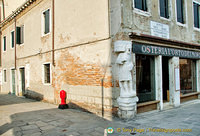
(0, 94, 200, 136)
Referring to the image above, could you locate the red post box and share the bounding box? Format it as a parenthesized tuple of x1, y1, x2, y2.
(58, 90, 68, 109)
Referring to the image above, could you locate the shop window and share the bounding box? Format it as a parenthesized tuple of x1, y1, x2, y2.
(160, 0, 169, 18)
(193, 2, 200, 28)
(11, 31, 14, 48)
(136, 55, 155, 103)
(16, 25, 24, 44)
(180, 59, 196, 95)
(176, 0, 185, 24)
(134, 0, 147, 11)
(43, 63, 50, 84)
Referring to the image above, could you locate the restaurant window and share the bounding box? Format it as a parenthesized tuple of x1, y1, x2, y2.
(136, 55, 155, 103)
(180, 59, 196, 95)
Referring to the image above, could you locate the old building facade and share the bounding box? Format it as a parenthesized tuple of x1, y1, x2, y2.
(0, 0, 200, 119)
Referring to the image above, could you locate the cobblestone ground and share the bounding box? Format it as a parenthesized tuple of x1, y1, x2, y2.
(0, 93, 200, 136)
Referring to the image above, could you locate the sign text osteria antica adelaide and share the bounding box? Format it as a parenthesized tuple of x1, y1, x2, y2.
(133, 43, 200, 59)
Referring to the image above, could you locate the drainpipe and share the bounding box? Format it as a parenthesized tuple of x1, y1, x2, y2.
(52, 0, 55, 66)
(2, 0, 5, 20)
(14, 17, 16, 69)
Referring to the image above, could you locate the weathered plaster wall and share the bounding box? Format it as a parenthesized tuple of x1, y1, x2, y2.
(110, 0, 200, 44)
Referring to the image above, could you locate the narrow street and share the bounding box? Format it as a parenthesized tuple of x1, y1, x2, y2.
(0, 93, 200, 136)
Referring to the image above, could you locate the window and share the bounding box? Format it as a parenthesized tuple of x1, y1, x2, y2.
(176, 0, 184, 23)
(136, 55, 155, 103)
(180, 59, 196, 95)
(3, 69, 6, 82)
(193, 2, 200, 28)
(134, 0, 147, 11)
(11, 31, 14, 48)
(16, 25, 24, 44)
(43, 9, 50, 35)
(3, 36, 6, 51)
(44, 63, 50, 84)
(160, 0, 169, 18)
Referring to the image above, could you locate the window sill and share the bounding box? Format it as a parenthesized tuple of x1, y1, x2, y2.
(43, 83, 51, 86)
(176, 22, 187, 28)
(41, 32, 50, 38)
(133, 8, 151, 17)
(193, 27, 200, 32)
(160, 17, 171, 22)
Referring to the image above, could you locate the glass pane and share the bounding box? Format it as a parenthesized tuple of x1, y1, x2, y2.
(136, 55, 155, 103)
(180, 59, 196, 95)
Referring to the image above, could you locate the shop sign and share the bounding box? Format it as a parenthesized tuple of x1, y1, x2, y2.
(133, 43, 200, 59)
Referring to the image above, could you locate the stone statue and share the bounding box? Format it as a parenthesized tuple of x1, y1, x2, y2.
(114, 40, 138, 119)
(115, 43, 135, 97)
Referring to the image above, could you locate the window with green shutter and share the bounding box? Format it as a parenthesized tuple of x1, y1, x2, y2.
(43, 9, 50, 34)
(193, 2, 200, 28)
(176, 0, 184, 23)
(3, 36, 6, 51)
(16, 25, 24, 44)
(160, 0, 169, 18)
(11, 31, 14, 48)
(135, 0, 147, 11)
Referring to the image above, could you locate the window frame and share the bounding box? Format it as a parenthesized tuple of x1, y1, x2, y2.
(3, 69, 7, 83)
(41, 8, 51, 37)
(132, 0, 151, 17)
(193, 1, 200, 30)
(42, 62, 51, 85)
(175, 0, 188, 27)
(159, 0, 170, 19)
(17, 25, 25, 45)
(10, 30, 15, 49)
(3, 36, 6, 52)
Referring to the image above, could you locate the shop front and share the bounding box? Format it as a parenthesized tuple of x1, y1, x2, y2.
(133, 42, 200, 113)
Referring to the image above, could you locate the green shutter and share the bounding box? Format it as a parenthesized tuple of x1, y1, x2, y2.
(176, 0, 184, 23)
(194, 3, 199, 28)
(44, 10, 50, 34)
(11, 31, 14, 48)
(16, 27, 21, 44)
(3, 36, 6, 51)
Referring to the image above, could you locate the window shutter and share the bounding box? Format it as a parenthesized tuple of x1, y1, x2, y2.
(16, 27, 21, 44)
(4, 36, 6, 51)
(160, 0, 165, 17)
(143, 0, 147, 11)
(194, 3, 199, 28)
(11, 31, 14, 48)
(21, 25, 24, 44)
(44, 10, 50, 34)
(135, 0, 142, 10)
(176, 0, 183, 23)
(165, 0, 169, 18)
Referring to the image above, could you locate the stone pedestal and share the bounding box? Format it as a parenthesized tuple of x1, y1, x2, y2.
(117, 96, 138, 119)
(114, 40, 138, 119)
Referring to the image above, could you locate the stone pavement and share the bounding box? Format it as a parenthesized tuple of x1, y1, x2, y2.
(0, 93, 200, 136)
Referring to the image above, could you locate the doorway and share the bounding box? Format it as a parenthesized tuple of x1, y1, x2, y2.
(11, 69, 16, 94)
(162, 57, 169, 102)
(20, 67, 25, 95)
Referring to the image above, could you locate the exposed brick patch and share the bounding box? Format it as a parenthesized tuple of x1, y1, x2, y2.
(52, 49, 113, 104)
